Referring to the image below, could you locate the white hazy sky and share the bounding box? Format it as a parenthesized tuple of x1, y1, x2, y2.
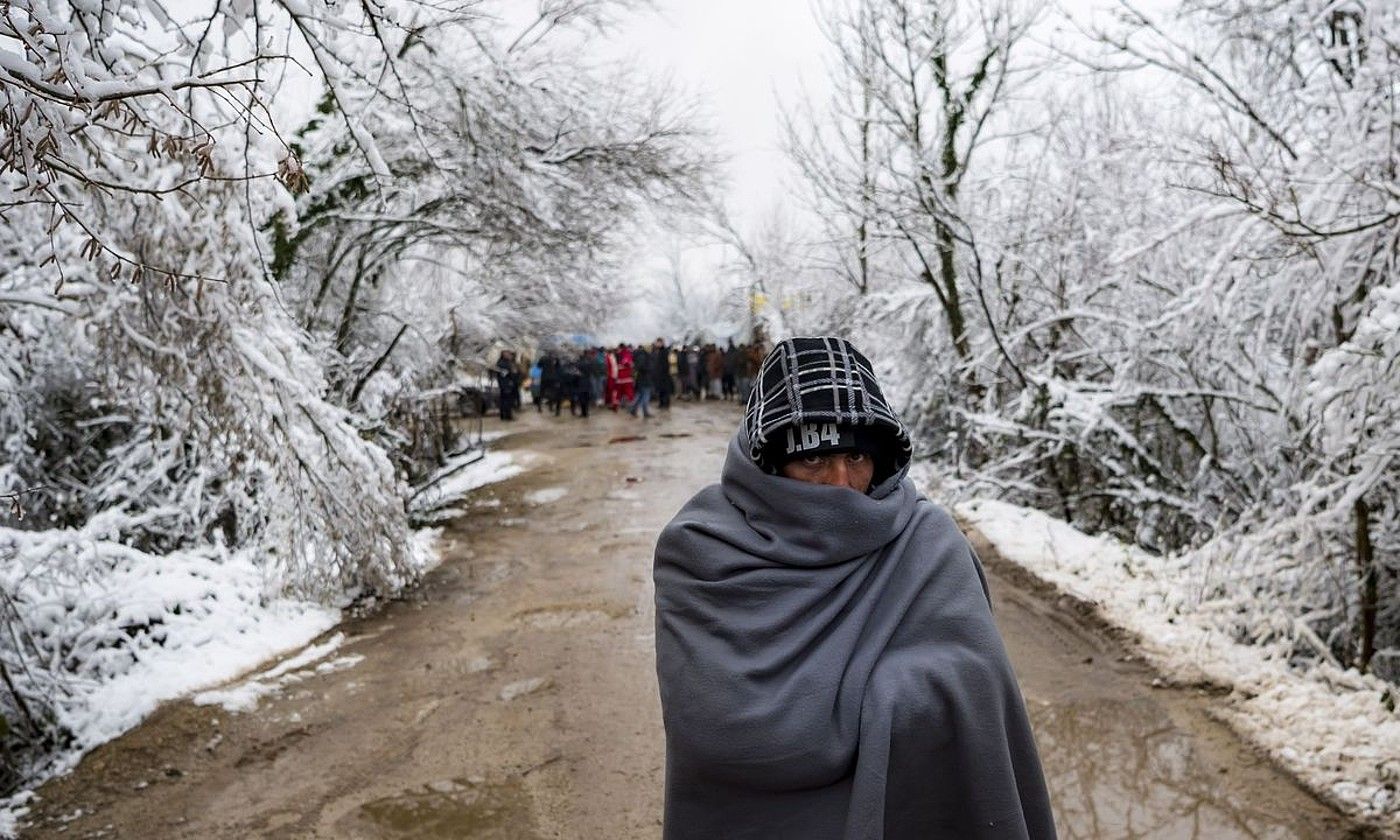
(589, 0, 1140, 229)
(581, 2, 831, 341)
(601, 1, 829, 229)
(578, 1, 1130, 341)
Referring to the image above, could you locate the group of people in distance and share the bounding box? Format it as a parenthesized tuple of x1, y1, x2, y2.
(494, 339, 767, 421)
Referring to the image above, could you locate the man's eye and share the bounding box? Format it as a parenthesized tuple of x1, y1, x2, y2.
(801, 455, 825, 466)
(847, 452, 868, 463)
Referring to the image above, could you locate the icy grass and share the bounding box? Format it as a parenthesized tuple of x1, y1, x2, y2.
(957, 497, 1400, 830)
(0, 792, 28, 839)
(1, 526, 343, 754)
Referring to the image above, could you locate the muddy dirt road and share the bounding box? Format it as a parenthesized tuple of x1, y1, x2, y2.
(24, 403, 1366, 838)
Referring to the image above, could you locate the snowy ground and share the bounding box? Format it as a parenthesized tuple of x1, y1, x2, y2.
(409, 445, 528, 522)
(523, 486, 569, 505)
(0, 443, 531, 836)
(192, 632, 365, 714)
(955, 496, 1400, 831)
(0, 538, 348, 834)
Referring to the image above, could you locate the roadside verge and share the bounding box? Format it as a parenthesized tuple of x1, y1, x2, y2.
(957, 497, 1398, 836)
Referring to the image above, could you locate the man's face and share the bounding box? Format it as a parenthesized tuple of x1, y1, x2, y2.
(779, 451, 875, 494)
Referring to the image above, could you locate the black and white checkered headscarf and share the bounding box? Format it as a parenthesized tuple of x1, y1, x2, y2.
(743, 336, 912, 470)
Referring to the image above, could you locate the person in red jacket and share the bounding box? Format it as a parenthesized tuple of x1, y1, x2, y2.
(605, 347, 620, 410)
(615, 343, 636, 409)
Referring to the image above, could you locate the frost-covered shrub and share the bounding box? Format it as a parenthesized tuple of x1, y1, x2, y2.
(0, 194, 424, 782)
(0, 517, 358, 791)
(1197, 285, 1400, 677)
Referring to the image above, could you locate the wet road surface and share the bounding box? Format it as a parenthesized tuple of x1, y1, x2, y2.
(22, 402, 1369, 838)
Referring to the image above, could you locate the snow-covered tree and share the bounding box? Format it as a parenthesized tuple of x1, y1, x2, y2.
(789, 0, 1039, 367)
(0, 0, 712, 790)
(789, 0, 1400, 682)
(1090, 0, 1400, 675)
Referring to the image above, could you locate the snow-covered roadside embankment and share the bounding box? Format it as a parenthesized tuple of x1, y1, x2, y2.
(957, 497, 1400, 832)
(409, 445, 525, 523)
(0, 447, 529, 835)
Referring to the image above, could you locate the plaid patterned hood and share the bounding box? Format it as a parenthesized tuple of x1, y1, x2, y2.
(743, 336, 912, 474)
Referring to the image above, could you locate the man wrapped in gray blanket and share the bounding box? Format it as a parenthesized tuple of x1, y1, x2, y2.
(653, 336, 1056, 839)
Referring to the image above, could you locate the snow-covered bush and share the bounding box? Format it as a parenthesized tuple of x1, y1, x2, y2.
(0, 185, 419, 784)
(0, 519, 346, 791)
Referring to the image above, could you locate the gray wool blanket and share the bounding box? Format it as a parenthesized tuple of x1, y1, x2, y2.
(653, 429, 1056, 839)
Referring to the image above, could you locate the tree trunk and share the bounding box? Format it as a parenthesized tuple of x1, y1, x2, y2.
(936, 89, 968, 361)
(335, 251, 370, 356)
(1355, 497, 1376, 673)
(856, 58, 873, 296)
(934, 219, 969, 360)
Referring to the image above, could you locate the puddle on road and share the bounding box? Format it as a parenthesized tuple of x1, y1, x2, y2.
(1033, 697, 1351, 839)
(357, 778, 541, 839)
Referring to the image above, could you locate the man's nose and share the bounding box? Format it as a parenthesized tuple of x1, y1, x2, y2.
(822, 458, 849, 487)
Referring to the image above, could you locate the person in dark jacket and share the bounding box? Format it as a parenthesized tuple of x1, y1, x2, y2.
(494, 350, 518, 420)
(587, 348, 605, 407)
(721, 339, 739, 400)
(539, 353, 561, 416)
(653, 336, 1055, 840)
(652, 338, 673, 410)
(559, 353, 584, 417)
(630, 344, 653, 419)
(704, 343, 724, 399)
(738, 342, 762, 401)
(568, 350, 592, 417)
(685, 345, 701, 399)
